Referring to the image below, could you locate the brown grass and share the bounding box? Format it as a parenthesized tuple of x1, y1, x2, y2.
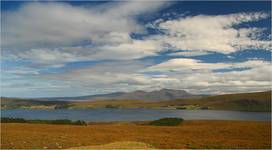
(2, 91, 271, 111)
(68, 141, 155, 149)
(70, 91, 271, 111)
(1, 120, 271, 149)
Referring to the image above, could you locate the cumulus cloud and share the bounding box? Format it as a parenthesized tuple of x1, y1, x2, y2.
(2, 1, 169, 66)
(167, 50, 211, 57)
(3, 6, 271, 66)
(142, 58, 271, 94)
(144, 58, 271, 73)
(1, 1, 271, 97)
(2, 57, 270, 97)
(90, 39, 162, 60)
(150, 12, 271, 54)
(10, 38, 162, 67)
(27, 58, 269, 96)
(2, 1, 168, 50)
(17, 49, 80, 67)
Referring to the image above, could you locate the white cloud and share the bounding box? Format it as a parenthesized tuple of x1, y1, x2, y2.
(2, 1, 168, 50)
(91, 39, 162, 60)
(150, 12, 271, 54)
(144, 58, 231, 72)
(3, 7, 271, 66)
(17, 48, 80, 67)
(1, 1, 271, 97)
(2, 57, 270, 97)
(141, 58, 271, 94)
(168, 51, 211, 57)
(29, 58, 269, 96)
(11, 38, 162, 67)
(144, 58, 271, 73)
(2, 1, 170, 66)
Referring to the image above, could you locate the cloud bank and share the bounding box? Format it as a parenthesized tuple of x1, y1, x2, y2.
(1, 1, 271, 97)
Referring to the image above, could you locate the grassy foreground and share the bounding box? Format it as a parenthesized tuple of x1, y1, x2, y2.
(68, 141, 155, 149)
(1, 120, 271, 149)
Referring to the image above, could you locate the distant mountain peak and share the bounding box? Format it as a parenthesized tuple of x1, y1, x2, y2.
(41, 89, 200, 101)
(159, 88, 187, 92)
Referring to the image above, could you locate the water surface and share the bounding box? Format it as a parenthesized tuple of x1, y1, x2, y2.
(1, 109, 270, 122)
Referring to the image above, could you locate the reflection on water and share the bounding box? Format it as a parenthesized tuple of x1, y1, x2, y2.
(1, 109, 271, 122)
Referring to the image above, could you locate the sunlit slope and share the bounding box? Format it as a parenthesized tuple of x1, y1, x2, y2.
(184, 91, 271, 111)
(0, 97, 71, 109)
(70, 91, 271, 111)
(1, 91, 271, 111)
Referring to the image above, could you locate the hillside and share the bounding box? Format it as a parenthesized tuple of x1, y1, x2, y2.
(68, 91, 271, 111)
(1, 91, 271, 112)
(182, 91, 271, 111)
(40, 89, 202, 101)
(0, 97, 71, 109)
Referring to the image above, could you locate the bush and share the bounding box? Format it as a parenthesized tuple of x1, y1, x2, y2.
(176, 106, 187, 109)
(1, 117, 87, 126)
(149, 117, 184, 126)
(54, 104, 70, 109)
(1, 117, 27, 123)
(73, 120, 87, 125)
(50, 119, 73, 124)
(105, 104, 119, 109)
(200, 106, 209, 110)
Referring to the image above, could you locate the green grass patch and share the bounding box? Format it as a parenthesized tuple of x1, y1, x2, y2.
(149, 117, 183, 126)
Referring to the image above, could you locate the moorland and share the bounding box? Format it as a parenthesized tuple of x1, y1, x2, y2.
(1, 120, 270, 149)
(1, 90, 271, 149)
(1, 91, 271, 112)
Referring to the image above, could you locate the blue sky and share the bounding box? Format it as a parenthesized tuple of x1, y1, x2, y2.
(1, 1, 271, 98)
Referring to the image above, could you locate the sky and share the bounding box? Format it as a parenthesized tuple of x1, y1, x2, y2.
(1, 1, 271, 98)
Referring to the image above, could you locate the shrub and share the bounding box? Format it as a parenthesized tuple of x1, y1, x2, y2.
(200, 106, 209, 110)
(73, 120, 87, 125)
(149, 117, 184, 126)
(50, 119, 73, 124)
(105, 104, 119, 109)
(0, 117, 87, 126)
(1, 117, 27, 123)
(176, 106, 187, 109)
(54, 104, 70, 109)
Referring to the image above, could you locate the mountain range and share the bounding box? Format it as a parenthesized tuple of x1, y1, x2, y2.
(1, 91, 270, 112)
(42, 89, 204, 101)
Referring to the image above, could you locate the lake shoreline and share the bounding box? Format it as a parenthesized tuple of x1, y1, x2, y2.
(1, 106, 271, 112)
(2, 108, 271, 122)
(2, 117, 271, 127)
